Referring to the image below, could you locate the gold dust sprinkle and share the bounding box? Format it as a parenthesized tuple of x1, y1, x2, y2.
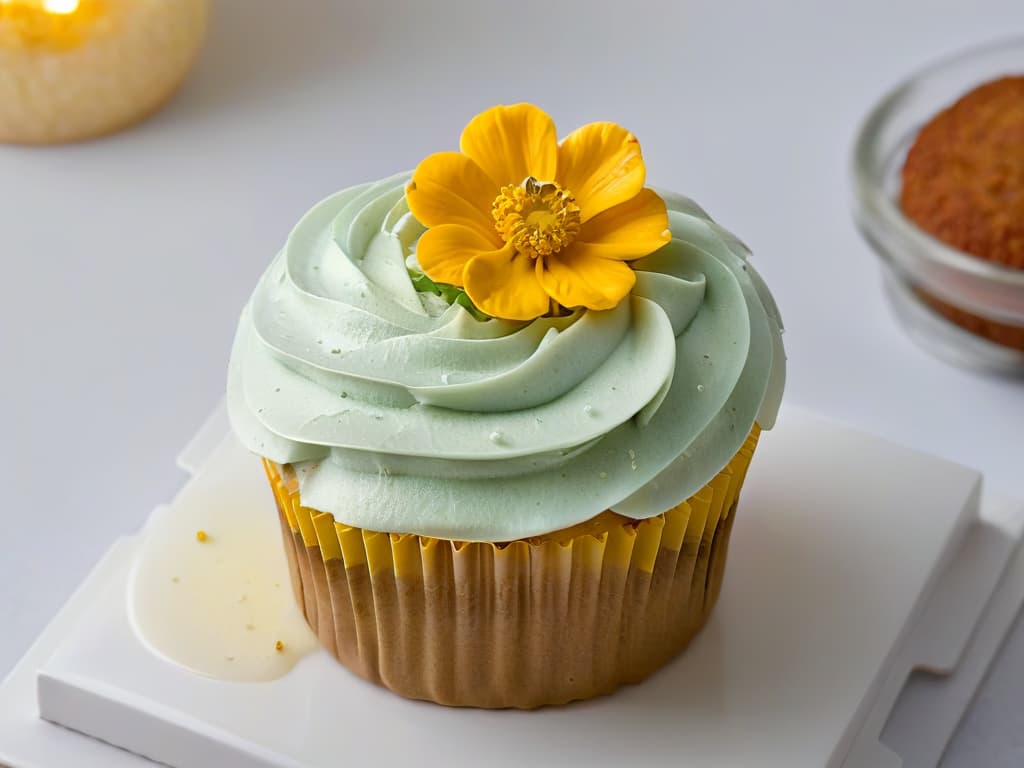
(195, 530, 208, 542)
(275, 640, 285, 652)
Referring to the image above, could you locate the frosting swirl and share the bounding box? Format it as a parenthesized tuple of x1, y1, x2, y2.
(227, 172, 785, 540)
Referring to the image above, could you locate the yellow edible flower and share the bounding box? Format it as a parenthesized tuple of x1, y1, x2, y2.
(406, 104, 671, 321)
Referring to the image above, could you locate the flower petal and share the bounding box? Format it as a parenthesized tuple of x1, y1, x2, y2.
(574, 188, 672, 260)
(556, 122, 646, 222)
(407, 151, 501, 239)
(460, 104, 558, 188)
(463, 244, 550, 321)
(416, 224, 499, 286)
(536, 246, 637, 311)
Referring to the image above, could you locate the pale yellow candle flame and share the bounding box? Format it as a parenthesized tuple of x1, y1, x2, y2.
(41, 0, 80, 14)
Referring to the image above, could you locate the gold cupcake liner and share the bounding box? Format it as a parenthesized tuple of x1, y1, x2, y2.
(264, 427, 760, 709)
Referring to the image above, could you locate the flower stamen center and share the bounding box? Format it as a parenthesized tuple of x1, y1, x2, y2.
(492, 177, 582, 259)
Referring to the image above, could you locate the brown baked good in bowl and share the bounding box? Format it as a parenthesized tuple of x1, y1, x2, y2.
(901, 76, 1024, 349)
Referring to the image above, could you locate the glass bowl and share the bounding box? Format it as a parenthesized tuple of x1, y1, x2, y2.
(852, 36, 1024, 374)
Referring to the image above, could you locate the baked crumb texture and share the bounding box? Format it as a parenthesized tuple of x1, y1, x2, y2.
(901, 76, 1024, 349)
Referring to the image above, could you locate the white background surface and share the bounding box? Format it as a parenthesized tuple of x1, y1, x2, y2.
(1, 0, 1022, 765)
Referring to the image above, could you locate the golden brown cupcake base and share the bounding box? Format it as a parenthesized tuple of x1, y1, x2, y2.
(265, 428, 758, 709)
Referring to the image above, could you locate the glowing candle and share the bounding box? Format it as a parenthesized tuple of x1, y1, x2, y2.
(42, 0, 81, 13)
(0, 0, 208, 144)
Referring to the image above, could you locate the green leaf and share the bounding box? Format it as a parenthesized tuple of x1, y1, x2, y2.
(408, 268, 490, 321)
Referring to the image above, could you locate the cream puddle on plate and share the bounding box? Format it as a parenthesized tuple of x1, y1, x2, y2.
(128, 435, 317, 682)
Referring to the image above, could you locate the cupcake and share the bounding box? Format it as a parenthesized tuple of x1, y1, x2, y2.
(901, 76, 1024, 349)
(227, 104, 786, 708)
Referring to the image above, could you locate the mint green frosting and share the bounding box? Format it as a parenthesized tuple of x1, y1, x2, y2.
(227, 172, 786, 540)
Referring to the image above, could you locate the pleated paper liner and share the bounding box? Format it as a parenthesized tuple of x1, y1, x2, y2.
(263, 426, 760, 709)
